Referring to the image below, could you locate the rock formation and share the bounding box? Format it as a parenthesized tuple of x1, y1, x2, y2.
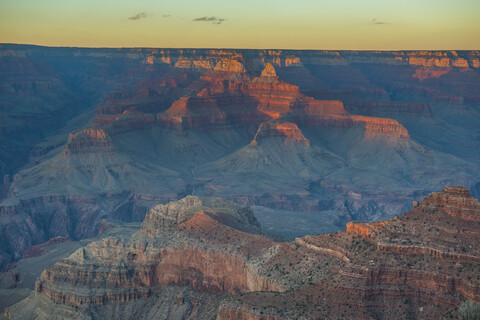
(250, 121, 310, 146)
(5, 187, 479, 319)
(1, 44, 479, 275)
(34, 197, 279, 308)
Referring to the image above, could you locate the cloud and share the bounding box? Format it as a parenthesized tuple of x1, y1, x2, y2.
(128, 12, 148, 21)
(372, 18, 388, 25)
(193, 16, 225, 24)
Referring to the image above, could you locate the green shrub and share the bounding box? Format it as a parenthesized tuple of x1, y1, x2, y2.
(460, 301, 480, 320)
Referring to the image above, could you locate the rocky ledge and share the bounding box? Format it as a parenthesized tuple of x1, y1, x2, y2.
(8, 187, 476, 319)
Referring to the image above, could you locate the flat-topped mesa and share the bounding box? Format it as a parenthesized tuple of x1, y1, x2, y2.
(35, 240, 280, 307)
(290, 102, 409, 140)
(414, 186, 480, 221)
(250, 121, 310, 147)
(350, 115, 410, 140)
(62, 128, 116, 155)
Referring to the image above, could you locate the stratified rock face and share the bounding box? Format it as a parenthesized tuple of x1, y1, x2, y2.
(413, 186, 480, 221)
(350, 115, 410, 139)
(24, 187, 480, 320)
(34, 197, 277, 308)
(250, 121, 310, 146)
(63, 128, 116, 155)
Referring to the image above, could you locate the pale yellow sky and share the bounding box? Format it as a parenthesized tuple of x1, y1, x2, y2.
(1, 0, 479, 49)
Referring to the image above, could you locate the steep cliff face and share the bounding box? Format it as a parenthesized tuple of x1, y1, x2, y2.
(350, 115, 410, 140)
(34, 197, 280, 308)
(8, 187, 479, 319)
(250, 121, 310, 146)
(63, 128, 116, 155)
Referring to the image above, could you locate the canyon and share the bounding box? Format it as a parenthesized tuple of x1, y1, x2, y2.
(0, 45, 479, 288)
(3, 186, 479, 319)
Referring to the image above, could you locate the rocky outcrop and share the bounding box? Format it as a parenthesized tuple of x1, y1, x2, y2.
(260, 63, 277, 77)
(412, 67, 451, 81)
(12, 188, 477, 319)
(250, 121, 310, 146)
(62, 128, 116, 155)
(413, 186, 480, 221)
(141, 196, 260, 236)
(214, 59, 247, 73)
(34, 197, 279, 308)
(350, 115, 410, 139)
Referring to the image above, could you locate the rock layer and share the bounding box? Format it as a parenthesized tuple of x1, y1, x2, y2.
(17, 188, 478, 319)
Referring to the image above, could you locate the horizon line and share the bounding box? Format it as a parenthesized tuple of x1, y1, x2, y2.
(2, 42, 479, 52)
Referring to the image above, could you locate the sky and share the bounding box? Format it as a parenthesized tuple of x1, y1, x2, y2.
(0, 0, 479, 50)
